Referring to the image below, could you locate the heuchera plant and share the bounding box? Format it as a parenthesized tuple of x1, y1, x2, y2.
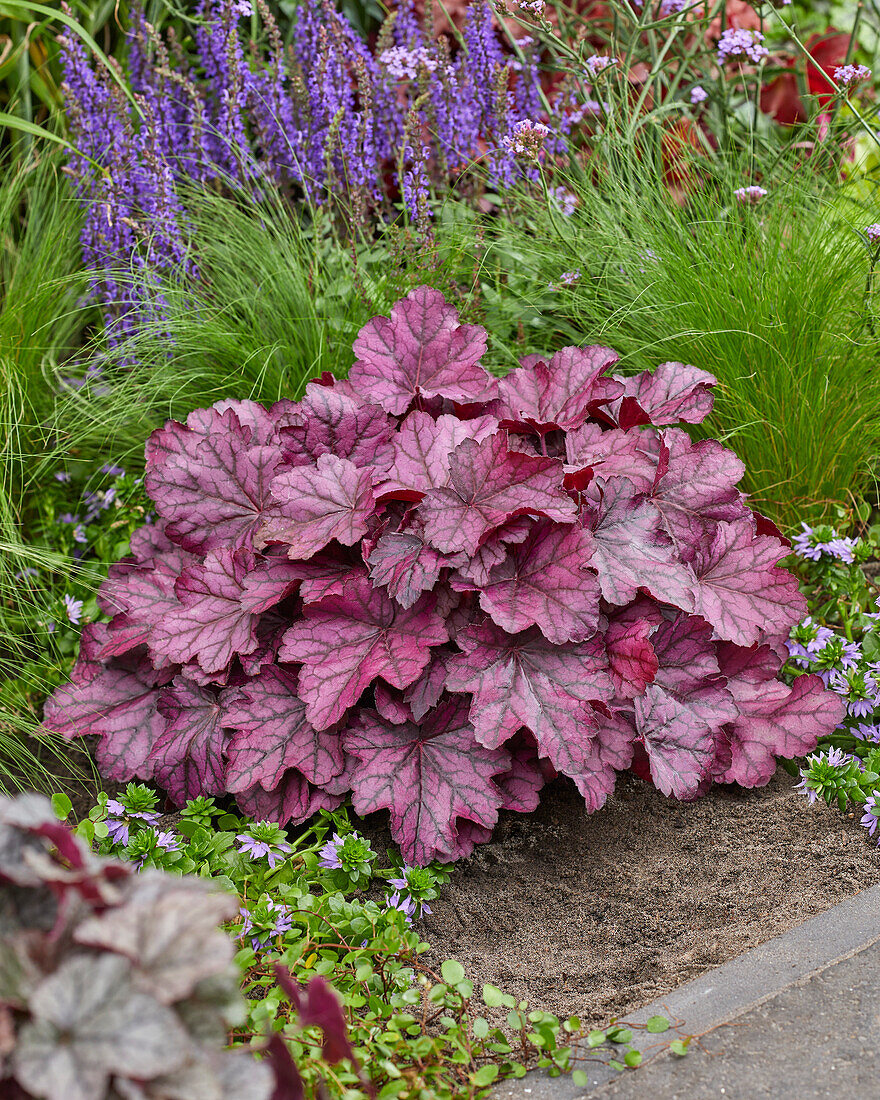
(0, 792, 274, 1100)
(44, 287, 845, 864)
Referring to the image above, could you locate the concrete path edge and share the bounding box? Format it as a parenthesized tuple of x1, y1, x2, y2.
(492, 883, 880, 1099)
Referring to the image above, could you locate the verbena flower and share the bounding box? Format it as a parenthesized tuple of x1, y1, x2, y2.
(734, 185, 768, 205)
(502, 118, 549, 157)
(660, 0, 688, 14)
(99, 463, 126, 477)
(834, 64, 872, 88)
(518, 0, 546, 13)
(690, 85, 708, 105)
(380, 45, 438, 81)
(717, 29, 769, 65)
(586, 55, 618, 78)
(54, 471, 72, 483)
(14, 568, 39, 581)
(559, 269, 581, 286)
(866, 224, 880, 244)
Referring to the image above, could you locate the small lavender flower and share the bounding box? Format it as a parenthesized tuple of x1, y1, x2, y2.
(502, 118, 549, 158)
(734, 186, 768, 205)
(236, 825, 293, 869)
(63, 595, 84, 625)
(586, 56, 618, 78)
(99, 463, 126, 477)
(14, 568, 39, 581)
(105, 798, 160, 845)
(659, 0, 688, 14)
(717, 29, 769, 66)
(559, 269, 581, 286)
(239, 900, 294, 951)
(860, 793, 879, 839)
(54, 471, 72, 483)
(318, 832, 345, 869)
(72, 525, 88, 545)
(385, 891, 418, 923)
(825, 536, 858, 564)
(380, 45, 438, 81)
(690, 85, 708, 105)
(855, 722, 880, 743)
(866, 224, 880, 244)
(834, 64, 872, 88)
(518, 0, 546, 14)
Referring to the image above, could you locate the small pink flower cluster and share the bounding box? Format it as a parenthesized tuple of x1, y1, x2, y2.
(502, 118, 550, 158)
(734, 186, 768, 205)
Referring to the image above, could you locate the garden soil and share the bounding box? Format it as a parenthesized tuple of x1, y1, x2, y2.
(414, 769, 880, 1028)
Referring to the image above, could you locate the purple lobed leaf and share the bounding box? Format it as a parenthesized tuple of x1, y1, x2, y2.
(498, 345, 623, 434)
(343, 695, 508, 865)
(153, 680, 229, 805)
(279, 573, 448, 729)
(348, 285, 496, 415)
(419, 433, 576, 555)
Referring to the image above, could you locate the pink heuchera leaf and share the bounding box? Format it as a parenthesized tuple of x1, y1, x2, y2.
(689, 520, 806, 646)
(498, 346, 623, 434)
(419, 434, 576, 555)
(478, 521, 601, 644)
(610, 362, 717, 425)
(565, 423, 660, 493)
(343, 695, 508, 865)
(279, 384, 395, 471)
(221, 667, 345, 792)
(716, 644, 846, 786)
(605, 619, 658, 698)
(445, 622, 614, 778)
(376, 411, 498, 501)
(42, 638, 165, 782)
(632, 686, 720, 799)
(236, 772, 344, 825)
(568, 711, 636, 811)
(452, 516, 532, 587)
(260, 455, 375, 559)
(583, 478, 695, 609)
(348, 286, 496, 416)
(279, 573, 448, 729)
(150, 549, 296, 677)
(145, 407, 284, 553)
(649, 429, 747, 552)
(366, 525, 448, 610)
(493, 736, 547, 812)
(153, 680, 229, 804)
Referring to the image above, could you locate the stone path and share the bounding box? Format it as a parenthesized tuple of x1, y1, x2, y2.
(493, 884, 880, 1100)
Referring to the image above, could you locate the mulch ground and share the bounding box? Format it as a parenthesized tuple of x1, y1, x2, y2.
(415, 769, 880, 1028)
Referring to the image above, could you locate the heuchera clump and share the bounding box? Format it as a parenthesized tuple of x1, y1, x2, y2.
(0, 793, 273, 1100)
(44, 287, 845, 864)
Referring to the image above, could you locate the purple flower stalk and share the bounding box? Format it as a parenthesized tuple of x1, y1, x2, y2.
(716, 29, 769, 66)
(734, 186, 768, 205)
(866, 224, 880, 244)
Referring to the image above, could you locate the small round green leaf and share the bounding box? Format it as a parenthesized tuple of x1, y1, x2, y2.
(441, 959, 466, 985)
(472, 1064, 499, 1086)
(624, 1049, 642, 1067)
(646, 1015, 670, 1033)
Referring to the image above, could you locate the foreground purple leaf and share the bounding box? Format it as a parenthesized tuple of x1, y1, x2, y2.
(222, 667, 344, 791)
(348, 285, 496, 415)
(280, 383, 395, 472)
(235, 772, 344, 826)
(419, 433, 576, 555)
(565, 423, 660, 493)
(280, 574, 448, 729)
(583, 477, 695, 609)
(42, 638, 165, 782)
(145, 407, 284, 553)
(366, 524, 448, 610)
(478, 520, 601, 643)
(689, 520, 806, 646)
(498, 346, 623, 434)
(611, 362, 717, 425)
(153, 680, 229, 805)
(260, 454, 376, 559)
(344, 696, 508, 864)
(446, 623, 613, 778)
(376, 410, 498, 500)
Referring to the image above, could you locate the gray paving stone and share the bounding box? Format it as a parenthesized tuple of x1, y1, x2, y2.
(492, 884, 880, 1100)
